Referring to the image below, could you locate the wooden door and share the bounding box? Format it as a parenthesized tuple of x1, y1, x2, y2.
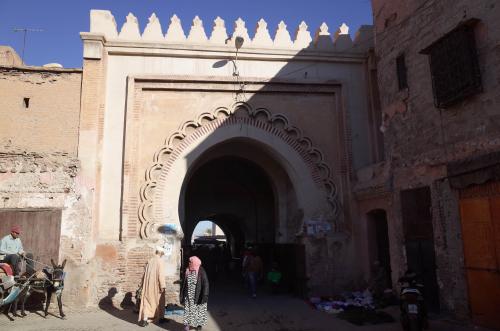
(0, 209, 62, 266)
(459, 181, 500, 330)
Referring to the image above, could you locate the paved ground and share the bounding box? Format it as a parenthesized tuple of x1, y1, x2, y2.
(0, 281, 492, 331)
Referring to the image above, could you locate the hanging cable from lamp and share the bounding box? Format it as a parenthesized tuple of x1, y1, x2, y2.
(232, 36, 247, 102)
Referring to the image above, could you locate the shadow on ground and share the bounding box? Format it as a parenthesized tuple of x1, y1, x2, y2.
(98, 287, 185, 330)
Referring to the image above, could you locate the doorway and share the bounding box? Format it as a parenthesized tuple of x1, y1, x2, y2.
(367, 209, 392, 288)
(0, 209, 62, 266)
(182, 155, 277, 285)
(400, 187, 440, 312)
(179, 139, 306, 296)
(459, 180, 500, 329)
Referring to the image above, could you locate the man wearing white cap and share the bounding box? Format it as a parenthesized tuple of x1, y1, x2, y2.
(138, 246, 167, 327)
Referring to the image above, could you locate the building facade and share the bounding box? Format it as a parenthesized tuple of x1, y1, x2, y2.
(360, 0, 500, 328)
(2, 10, 381, 307)
(2, 3, 499, 328)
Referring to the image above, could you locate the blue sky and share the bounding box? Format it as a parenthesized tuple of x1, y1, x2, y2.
(0, 0, 372, 68)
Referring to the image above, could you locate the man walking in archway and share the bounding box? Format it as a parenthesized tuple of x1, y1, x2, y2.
(243, 248, 263, 298)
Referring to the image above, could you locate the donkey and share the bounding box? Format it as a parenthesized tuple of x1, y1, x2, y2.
(13, 259, 67, 319)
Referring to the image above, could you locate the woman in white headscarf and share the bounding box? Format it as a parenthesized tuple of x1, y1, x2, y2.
(138, 246, 166, 327)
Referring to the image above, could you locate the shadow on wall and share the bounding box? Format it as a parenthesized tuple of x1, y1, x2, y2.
(102, 9, 376, 329)
(131, 19, 375, 291)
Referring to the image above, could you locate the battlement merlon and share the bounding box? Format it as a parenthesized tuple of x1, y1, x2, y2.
(81, 10, 374, 59)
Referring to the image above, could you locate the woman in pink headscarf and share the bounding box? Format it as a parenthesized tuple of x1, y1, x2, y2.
(180, 256, 209, 331)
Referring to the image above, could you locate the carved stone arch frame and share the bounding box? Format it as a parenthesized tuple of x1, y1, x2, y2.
(120, 76, 350, 240)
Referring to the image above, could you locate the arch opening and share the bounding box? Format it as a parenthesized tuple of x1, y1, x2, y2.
(179, 139, 307, 295)
(139, 102, 340, 240)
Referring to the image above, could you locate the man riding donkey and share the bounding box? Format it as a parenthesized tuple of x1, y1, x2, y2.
(1, 225, 67, 319)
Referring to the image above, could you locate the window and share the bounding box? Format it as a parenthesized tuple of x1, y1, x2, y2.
(396, 53, 408, 90)
(421, 19, 482, 108)
(23, 97, 30, 109)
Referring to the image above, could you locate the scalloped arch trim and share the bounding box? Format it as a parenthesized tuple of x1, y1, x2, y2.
(138, 102, 340, 238)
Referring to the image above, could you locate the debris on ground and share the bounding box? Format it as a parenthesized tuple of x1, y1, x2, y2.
(309, 290, 375, 314)
(164, 303, 184, 316)
(337, 306, 394, 325)
(308, 290, 395, 325)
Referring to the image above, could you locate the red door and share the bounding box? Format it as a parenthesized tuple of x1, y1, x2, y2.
(459, 181, 500, 330)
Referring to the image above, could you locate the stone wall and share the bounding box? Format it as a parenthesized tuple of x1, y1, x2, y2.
(366, 0, 500, 318)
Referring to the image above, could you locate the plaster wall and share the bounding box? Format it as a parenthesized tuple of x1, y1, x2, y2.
(97, 54, 371, 241)
(76, 10, 378, 303)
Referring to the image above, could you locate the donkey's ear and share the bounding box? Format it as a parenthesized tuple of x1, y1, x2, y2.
(61, 259, 67, 269)
(51, 259, 56, 268)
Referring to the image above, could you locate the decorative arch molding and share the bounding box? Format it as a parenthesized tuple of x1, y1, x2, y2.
(138, 101, 340, 239)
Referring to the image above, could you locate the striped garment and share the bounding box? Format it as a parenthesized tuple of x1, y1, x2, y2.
(183, 271, 208, 328)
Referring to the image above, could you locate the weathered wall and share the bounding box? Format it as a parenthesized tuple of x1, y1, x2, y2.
(0, 63, 95, 305)
(76, 9, 377, 304)
(0, 46, 22, 66)
(365, 0, 500, 318)
(375, 0, 500, 167)
(0, 66, 82, 154)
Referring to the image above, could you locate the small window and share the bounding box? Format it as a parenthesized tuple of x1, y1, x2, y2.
(421, 20, 482, 108)
(396, 54, 408, 90)
(23, 97, 30, 109)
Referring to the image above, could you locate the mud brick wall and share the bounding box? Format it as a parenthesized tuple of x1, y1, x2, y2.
(371, 0, 500, 318)
(373, 0, 500, 169)
(0, 66, 82, 155)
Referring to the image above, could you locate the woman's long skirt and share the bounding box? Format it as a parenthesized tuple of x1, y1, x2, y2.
(184, 272, 208, 327)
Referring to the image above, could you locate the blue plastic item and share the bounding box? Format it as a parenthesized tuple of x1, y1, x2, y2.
(0, 286, 21, 306)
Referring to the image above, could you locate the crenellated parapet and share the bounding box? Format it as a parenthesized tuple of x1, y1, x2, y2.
(87, 10, 373, 53)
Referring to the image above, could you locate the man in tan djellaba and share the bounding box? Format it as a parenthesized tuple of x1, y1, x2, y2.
(138, 246, 166, 327)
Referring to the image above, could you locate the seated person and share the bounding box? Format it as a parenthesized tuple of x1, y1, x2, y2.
(0, 225, 25, 275)
(267, 263, 282, 294)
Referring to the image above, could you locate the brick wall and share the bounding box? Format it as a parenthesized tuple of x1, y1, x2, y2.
(374, 0, 500, 168)
(0, 66, 82, 155)
(370, 0, 500, 318)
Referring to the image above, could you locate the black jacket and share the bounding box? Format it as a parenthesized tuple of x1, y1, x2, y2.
(180, 266, 209, 305)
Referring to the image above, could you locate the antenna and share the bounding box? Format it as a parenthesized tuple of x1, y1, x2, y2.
(13, 28, 43, 64)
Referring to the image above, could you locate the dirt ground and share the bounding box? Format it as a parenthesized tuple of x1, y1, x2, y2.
(0, 282, 492, 331)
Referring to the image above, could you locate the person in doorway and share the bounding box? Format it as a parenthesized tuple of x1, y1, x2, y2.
(180, 256, 209, 331)
(244, 249, 263, 298)
(267, 262, 282, 294)
(138, 246, 166, 327)
(0, 225, 25, 275)
(241, 246, 252, 287)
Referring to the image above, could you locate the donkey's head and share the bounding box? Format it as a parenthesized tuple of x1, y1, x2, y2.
(50, 259, 67, 288)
